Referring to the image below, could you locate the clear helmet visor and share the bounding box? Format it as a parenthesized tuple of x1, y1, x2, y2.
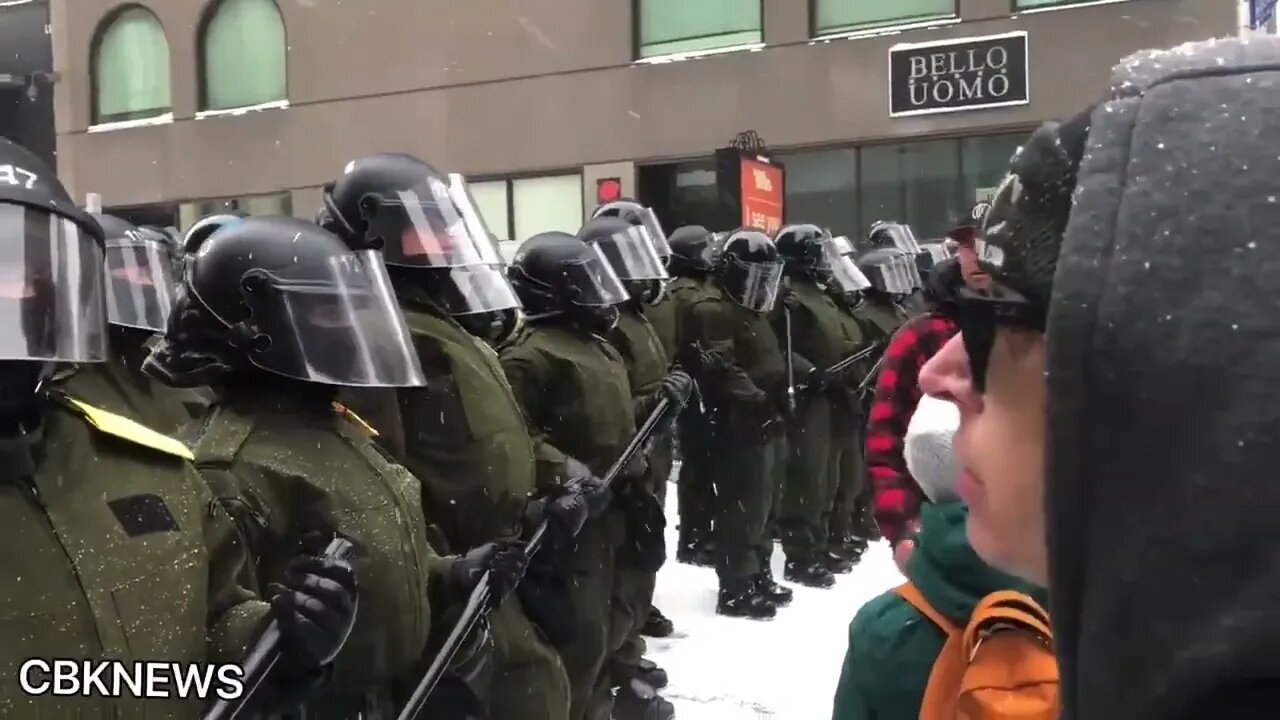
(104, 234, 175, 334)
(0, 204, 107, 362)
(822, 238, 871, 293)
(632, 206, 672, 260)
(564, 245, 631, 308)
(870, 223, 922, 254)
(431, 264, 522, 316)
(595, 224, 670, 282)
(241, 249, 426, 387)
(367, 173, 504, 268)
(724, 256, 783, 313)
(857, 250, 913, 295)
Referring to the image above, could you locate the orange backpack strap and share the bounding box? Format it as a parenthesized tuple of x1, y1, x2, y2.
(894, 583, 961, 635)
(963, 591, 1053, 657)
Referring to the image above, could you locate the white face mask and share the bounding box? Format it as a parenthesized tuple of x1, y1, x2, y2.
(904, 395, 962, 504)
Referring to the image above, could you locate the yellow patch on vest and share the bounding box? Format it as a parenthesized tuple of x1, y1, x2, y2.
(60, 395, 195, 461)
(332, 402, 379, 437)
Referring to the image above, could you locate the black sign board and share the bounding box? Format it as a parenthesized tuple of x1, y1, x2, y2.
(889, 31, 1029, 118)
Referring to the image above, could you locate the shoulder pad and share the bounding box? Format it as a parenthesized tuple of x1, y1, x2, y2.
(57, 394, 195, 461)
(333, 402, 379, 437)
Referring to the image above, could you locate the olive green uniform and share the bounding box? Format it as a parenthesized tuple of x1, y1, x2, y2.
(607, 308, 672, 680)
(664, 276, 717, 550)
(383, 299, 572, 720)
(686, 285, 787, 592)
(501, 324, 642, 720)
(191, 389, 444, 719)
(0, 392, 268, 718)
(642, 293, 678, 363)
(55, 336, 205, 434)
(771, 280, 867, 562)
(824, 296, 878, 550)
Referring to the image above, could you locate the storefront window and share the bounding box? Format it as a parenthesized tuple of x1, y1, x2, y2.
(178, 192, 292, 231)
(857, 144, 906, 234)
(780, 148, 858, 237)
(512, 175, 584, 243)
(637, 0, 762, 58)
(469, 179, 511, 243)
(814, 0, 954, 36)
(962, 133, 1025, 205)
(902, 140, 963, 240)
(1015, 0, 1111, 7)
(471, 174, 584, 255)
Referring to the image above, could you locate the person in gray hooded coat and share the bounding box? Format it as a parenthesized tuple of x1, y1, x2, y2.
(920, 36, 1280, 720)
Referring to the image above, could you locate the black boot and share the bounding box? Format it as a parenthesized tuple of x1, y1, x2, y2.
(830, 533, 868, 561)
(676, 538, 715, 567)
(716, 584, 777, 620)
(824, 550, 855, 574)
(613, 678, 676, 720)
(641, 606, 675, 638)
(784, 558, 836, 588)
(753, 569, 794, 607)
(635, 658, 668, 690)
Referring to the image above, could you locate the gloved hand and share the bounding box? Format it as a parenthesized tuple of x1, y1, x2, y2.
(450, 540, 529, 610)
(524, 486, 590, 540)
(660, 369, 694, 407)
(269, 535, 359, 672)
(565, 473, 612, 518)
(805, 366, 830, 392)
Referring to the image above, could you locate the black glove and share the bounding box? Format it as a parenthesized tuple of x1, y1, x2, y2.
(564, 457, 613, 517)
(524, 486, 590, 541)
(450, 540, 529, 610)
(805, 366, 830, 392)
(660, 369, 694, 407)
(269, 540, 359, 672)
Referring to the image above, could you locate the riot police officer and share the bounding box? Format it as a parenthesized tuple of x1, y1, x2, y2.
(686, 228, 790, 620)
(145, 216, 527, 719)
(501, 232, 676, 720)
(52, 213, 202, 432)
(666, 226, 720, 568)
(578, 216, 691, 696)
(772, 224, 875, 587)
(591, 199, 675, 357)
(317, 152, 574, 720)
(0, 138, 358, 717)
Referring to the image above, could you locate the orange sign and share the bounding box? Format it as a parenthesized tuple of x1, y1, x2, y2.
(740, 157, 784, 234)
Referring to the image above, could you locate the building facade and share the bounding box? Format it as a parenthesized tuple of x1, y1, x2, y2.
(1, 0, 56, 167)
(50, 0, 1234, 248)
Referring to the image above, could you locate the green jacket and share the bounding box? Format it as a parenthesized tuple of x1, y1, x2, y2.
(0, 392, 267, 718)
(686, 284, 787, 412)
(609, 307, 674, 495)
(56, 332, 207, 434)
(500, 323, 641, 480)
(393, 301, 539, 551)
(192, 388, 449, 710)
(831, 502, 1044, 720)
(642, 293, 678, 363)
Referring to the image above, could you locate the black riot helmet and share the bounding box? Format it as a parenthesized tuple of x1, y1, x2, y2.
(591, 199, 672, 263)
(774, 224, 829, 277)
(716, 229, 783, 313)
(319, 152, 520, 319)
(577, 215, 669, 306)
(93, 213, 176, 334)
(0, 138, 108, 366)
(865, 221, 922, 256)
(914, 242, 953, 282)
(856, 247, 918, 297)
(667, 225, 714, 277)
(509, 231, 629, 334)
(148, 216, 425, 389)
(183, 213, 245, 255)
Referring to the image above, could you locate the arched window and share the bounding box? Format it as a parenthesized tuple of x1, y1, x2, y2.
(200, 0, 286, 111)
(92, 6, 171, 124)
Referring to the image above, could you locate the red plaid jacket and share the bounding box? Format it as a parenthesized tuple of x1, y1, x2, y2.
(864, 313, 959, 545)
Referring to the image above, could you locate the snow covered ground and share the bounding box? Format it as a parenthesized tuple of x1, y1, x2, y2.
(648, 479, 905, 719)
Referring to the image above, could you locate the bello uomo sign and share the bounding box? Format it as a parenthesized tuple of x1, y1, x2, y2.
(889, 31, 1029, 117)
